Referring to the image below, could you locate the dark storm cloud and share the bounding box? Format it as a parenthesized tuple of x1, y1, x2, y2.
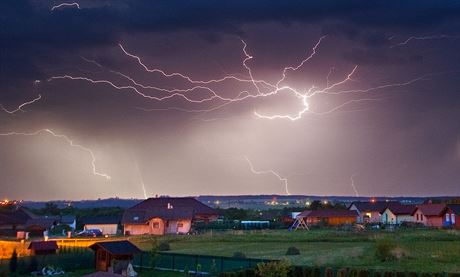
(2, 0, 460, 90)
(1, 1, 460, 199)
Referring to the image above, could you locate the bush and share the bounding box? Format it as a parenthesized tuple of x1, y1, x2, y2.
(256, 260, 291, 277)
(286, 246, 301, 256)
(337, 268, 347, 277)
(374, 272, 382, 277)
(407, 273, 417, 277)
(375, 238, 398, 261)
(384, 272, 395, 277)
(232, 251, 247, 259)
(312, 266, 321, 277)
(159, 241, 171, 251)
(9, 249, 18, 273)
(358, 269, 370, 277)
(325, 268, 333, 277)
(28, 256, 39, 273)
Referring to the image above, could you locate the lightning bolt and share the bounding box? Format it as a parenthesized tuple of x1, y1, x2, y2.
(350, 174, 359, 197)
(50, 2, 81, 11)
(135, 162, 148, 199)
(0, 94, 42, 114)
(0, 129, 111, 180)
(244, 156, 290, 195)
(391, 34, 460, 48)
(49, 36, 440, 121)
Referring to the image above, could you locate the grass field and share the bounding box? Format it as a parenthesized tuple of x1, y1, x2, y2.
(130, 228, 460, 273)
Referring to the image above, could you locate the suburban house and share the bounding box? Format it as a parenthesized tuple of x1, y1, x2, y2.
(0, 206, 35, 235)
(381, 204, 417, 225)
(443, 204, 460, 229)
(296, 209, 358, 226)
(25, 216, 59, 236)
(122, 197, 218, 235)
(412, 203, 446, 227)
(348, 201, 399, 223)
(60, 215, 77, 230)
(82, 216, 121, 235)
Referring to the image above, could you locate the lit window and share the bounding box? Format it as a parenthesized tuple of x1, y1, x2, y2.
(452, 214, 456, 224)
(446, 214, 450, 222)
(152, 222, 160, 229)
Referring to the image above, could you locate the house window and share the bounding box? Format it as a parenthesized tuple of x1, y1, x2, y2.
(416, 214, 419, 221)
(452, 214, 456, 224)
(152, 222, 160, 229)
(420, 214, 423, 220)
(177, 223, 184, 228)
(446, 214, 451, 222)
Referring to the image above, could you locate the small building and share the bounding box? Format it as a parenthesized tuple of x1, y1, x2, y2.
(348, 201, 400, 224)
(83, 216, 121, 235)
(0, 206, 35, 236)
(89, 240, 143, 274)
(122, 197, 218, 235)
(412, 204, 446, 227)
(443, 204, 460, 229)
(60, 215, 77, 230)
(28, 241, 58, 255)
(25, 217, 58, 236)
(297, 209, 358, 226)
(381, 204, 417, 225)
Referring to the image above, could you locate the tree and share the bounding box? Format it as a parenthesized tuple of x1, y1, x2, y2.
(9, 249, 18, 273)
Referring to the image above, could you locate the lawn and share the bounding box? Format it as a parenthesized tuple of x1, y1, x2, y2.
(130, 228, 460, 273)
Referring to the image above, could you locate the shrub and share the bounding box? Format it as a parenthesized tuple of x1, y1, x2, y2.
(291, 266, 304, 277)
(286, 246, 301, 256)
(28, 256, 39, 273)
(358, 269, 370, 277)
(384, 272, 395, 277)
(447, 274, 460, 277)
(159, 241, 171, 251)
(256, 260, 291, 277)
(407, 273, 417, 277)
(9, 249, 17, 273)
(233, 251, 247, 259)
(304, 266, 313, 277)
(395, 272, 406, 277)
(312, 266, 321, 277)
(349, 269, 358, 277)
(374, 272, 382, 277)
(337, 268, 347, 277)
(375, 238, 398, 261)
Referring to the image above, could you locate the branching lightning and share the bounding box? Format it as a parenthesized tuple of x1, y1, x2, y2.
(391, 34, 460, 48)
(48, 35, 438, 122)
(0, 129, 111, 180)
(50, 2, 81, 11)
(244, 156, 290, 195)
(0, 94, 42, 114)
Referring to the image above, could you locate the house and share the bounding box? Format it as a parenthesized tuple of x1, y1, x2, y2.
(89, 240, 143, 274)
(412, 204, 446, 227)
(381, 204, 417, 225)
(60, 215, 77, 230)
(348, 201, 399, 223)
(25, 217, 58, 236)
(297, 209, 358, 226)
(0, 206, 35, 236)
(122, 197, 218, 235)
(443, 204, 460, 229)
(83, 216, 121, 235)
(28, 241, 58, 255)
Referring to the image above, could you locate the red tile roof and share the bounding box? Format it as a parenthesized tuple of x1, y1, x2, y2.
(349, 201, 400, 213)
(122, 197, 217, 224)
(415, 204, 446, 216)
